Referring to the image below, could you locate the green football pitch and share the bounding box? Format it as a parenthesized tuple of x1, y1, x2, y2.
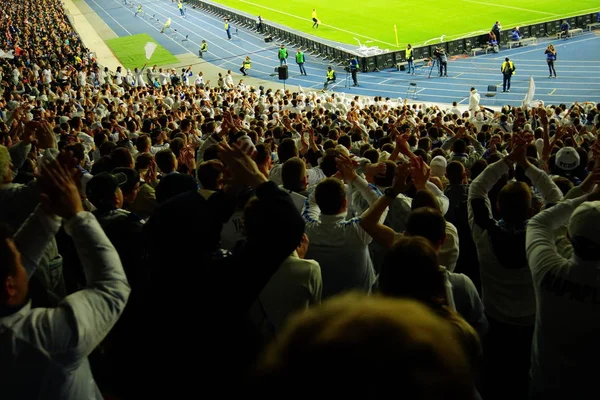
(213, 0, 599, 49)
(106, 34, 178, 70)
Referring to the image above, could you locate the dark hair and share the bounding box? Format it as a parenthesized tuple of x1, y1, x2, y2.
(380, 236, 446, 308)
(446, 161, 465, 185)
(497, 181, 532, 223)
(315, 178, 345, 215)
(282, 157, 307, 193)
(111, 147, 134, 169)
(405, 207, 447, 247)
(155, 149, 176, 174)
(277, 138, 298, 163)
(412, 190, 440, 212)
(362, 149, 379, 164)
(197, 162, 223, 191)
(319, 151, 339, 177)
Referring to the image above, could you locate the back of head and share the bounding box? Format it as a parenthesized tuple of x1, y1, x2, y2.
(111, 147, 134, 168)
(197, 161, 223, 191)
(244, 195, 305, 252)
(319, 150, 339, 177)
(453, 139, 467, 154)
(568, 200, 600, 261)
(446, 161, 465, 185)
(405, 207, 447, 248)
(155, 173, 197, 204)
(412, 189, 440, 212)
(252, 293, 474, 399)
(277, 138, 298, 163)
(380, 236, 446, 307)
(497, 181, 532, 223)
(282, 157, 306, 193)
(315, 178, 345, 215)
(156, 149, 176, 174)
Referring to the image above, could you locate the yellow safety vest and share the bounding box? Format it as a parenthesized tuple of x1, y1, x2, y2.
(225, 22, 229, 30)
(243, 59, 252, 69)
(201, 43, 208, 51)
(178, 3, 182, 9)
(502, 61, 515, 74)
(327, 69, 335, 79)
(406, 48, 413, 59)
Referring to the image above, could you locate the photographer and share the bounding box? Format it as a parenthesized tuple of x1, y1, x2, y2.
(433, 47, 448, 77)
(349, 57, 359, 86)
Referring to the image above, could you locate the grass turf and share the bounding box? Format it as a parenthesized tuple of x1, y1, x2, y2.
(213, 0, 599, 49)
(105, 33, 178, 70)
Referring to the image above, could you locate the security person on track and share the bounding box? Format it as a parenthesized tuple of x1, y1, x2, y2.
(501, 57, 515, 92)
(323, 66, 336, 91)
(240, 56, 252, 76)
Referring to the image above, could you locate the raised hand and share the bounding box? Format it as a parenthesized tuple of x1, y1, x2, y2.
(217, 141, 266, 188)
(39, 153, 84, 219)
(410, 156, 430, 190)
(391, 161, 411, 195)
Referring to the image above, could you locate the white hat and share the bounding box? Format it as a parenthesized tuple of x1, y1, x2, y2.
(59, 116, 70, 125)
(555, 146, 580, 171)
(568, 201, 600, 246)
(236, 135, 256, 157)
(430, 155, 447, 178)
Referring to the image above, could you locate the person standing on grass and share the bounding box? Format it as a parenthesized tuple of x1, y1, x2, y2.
(312, 9, 319, 28)
(225, 19, 232, 40)
(240, 56, 252, 76)
(296, 49, 307, 76)
(199, 40, 208, 58)
(278, 45, 288, 66)
(545, 44, 557, 78)
(501, 57, 515, 92)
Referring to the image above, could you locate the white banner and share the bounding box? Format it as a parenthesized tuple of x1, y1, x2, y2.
(523, 76, 536, 108)
(144, 42, 157, 60)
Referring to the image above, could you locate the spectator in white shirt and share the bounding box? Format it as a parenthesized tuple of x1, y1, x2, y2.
(526, 157, 600, 399)
(302, 158, 383, 299)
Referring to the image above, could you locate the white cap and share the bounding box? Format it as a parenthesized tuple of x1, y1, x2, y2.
(555, 146, 580, 171)
(236, 135, 256, 157)
(568, 201, 600, 246)
(430, 155, 447, 178)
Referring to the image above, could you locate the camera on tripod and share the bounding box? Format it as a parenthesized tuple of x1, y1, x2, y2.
(433, 47, 445, 57)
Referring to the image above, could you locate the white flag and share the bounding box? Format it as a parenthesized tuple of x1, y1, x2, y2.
(0, 49, 15, 59)
(523, 76, 536, 108)
(144, 42, 157, 60)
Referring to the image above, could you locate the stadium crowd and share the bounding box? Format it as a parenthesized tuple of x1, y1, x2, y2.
(1, 0, 600, 399)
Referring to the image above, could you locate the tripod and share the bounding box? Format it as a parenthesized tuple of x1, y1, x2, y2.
(428, 58, 438, 79)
